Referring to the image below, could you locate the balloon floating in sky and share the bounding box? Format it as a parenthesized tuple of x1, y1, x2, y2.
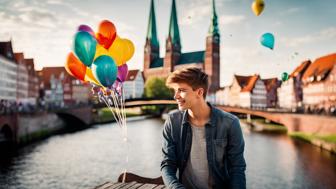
(281, 72, 289, 82)
(252, 0, 265, 16)
(260, 33, 275, 50)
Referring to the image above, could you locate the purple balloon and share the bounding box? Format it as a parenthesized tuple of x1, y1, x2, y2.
(117, 64, 128, 82)
(78, 25, 95, 37)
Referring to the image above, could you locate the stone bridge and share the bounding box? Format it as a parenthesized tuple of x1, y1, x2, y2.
(0, 106, 93, 145)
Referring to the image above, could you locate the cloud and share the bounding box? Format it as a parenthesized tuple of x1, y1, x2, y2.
(219, 15, 245, 26)
(280, 7, 302, 16)
(280, 27, 336, 47)
(179, 0, 211, 26)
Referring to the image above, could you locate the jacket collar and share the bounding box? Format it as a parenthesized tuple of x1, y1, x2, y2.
(181, 102, 217, 127)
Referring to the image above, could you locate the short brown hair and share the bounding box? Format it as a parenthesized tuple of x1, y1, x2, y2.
(166, 67, 209, 98)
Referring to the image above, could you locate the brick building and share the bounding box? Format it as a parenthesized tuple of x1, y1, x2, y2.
(143, 0, 220, 93)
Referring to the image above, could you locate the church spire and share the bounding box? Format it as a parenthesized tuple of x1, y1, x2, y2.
(168, 0, 180, 46)
(208, 0, 219, 36)
(146, 0, 159, 47)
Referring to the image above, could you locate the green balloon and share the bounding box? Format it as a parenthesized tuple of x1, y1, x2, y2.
(281, 72, 289, 81)
(74, 31, 97, 67)
(92, 55, 118, 87)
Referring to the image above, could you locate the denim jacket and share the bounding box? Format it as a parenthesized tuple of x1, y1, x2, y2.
(161, 104, 246, 189)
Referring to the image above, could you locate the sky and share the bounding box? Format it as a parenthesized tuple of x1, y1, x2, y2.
(0, 0, 335, 86)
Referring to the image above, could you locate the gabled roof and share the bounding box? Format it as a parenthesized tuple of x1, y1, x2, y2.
(0, 41, 15, 61)
(39, 67, 69, 89)
(24, 58, 36, 75)
(234, 74, 259, 92)
(14, 52, 25, 64)
(290, 60, 311, 78)
(302, 53, 336, 82)
(262, 78, 279, 92)
(126, 70, 140, 81)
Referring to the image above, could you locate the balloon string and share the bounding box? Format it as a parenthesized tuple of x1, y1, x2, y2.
(101, 95, 122, 128)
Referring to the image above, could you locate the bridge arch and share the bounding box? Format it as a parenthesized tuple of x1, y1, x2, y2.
(0, 124, 14, 144)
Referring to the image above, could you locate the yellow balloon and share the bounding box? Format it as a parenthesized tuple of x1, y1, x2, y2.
(108, 36, 125, 66)
(84, 67, 102, 87)
(122, 38, 135, 62)
(94, 44, 109, 60)
(252, 0, 265, 16)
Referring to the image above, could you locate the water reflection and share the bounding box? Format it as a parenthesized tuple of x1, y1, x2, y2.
(0, 118, 335, 189)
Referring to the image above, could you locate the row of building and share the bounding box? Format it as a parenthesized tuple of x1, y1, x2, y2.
(0, 40, 144, 112)
(215, 53, 336, 114)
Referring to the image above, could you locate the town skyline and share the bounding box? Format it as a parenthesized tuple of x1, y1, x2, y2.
(0, 0, 335, 86)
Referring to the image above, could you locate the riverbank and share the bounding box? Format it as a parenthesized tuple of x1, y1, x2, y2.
(241, 118, 336, 154)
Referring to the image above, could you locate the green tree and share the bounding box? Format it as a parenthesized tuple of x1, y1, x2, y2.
(144, 77, 172, 99)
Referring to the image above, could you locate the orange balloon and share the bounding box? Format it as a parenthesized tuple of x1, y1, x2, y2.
(65, 52, 87, 81)
(85, 67, 102, 86)
(96, 20, 117, 49)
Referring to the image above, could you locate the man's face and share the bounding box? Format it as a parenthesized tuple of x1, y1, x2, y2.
(171, 83, 203, 111)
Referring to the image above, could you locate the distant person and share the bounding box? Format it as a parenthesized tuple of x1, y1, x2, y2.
(161, 67, 246, 189)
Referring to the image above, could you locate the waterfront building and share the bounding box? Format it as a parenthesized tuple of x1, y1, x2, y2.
(277, 60, 311, 111)
(123, 70, 144, 99)
(14, 53, 29, 103)
(0, 41, 18, 101)
(302, 53, 336, 113)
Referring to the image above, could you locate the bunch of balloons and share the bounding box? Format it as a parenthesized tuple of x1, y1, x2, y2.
(65, 20, 134, 92)
(65, 20, 135, 130)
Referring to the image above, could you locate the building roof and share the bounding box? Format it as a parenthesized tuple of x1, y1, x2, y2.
(150, 58, 163, 68)
(168, 0, 180, 46)
(24, 58, 36, 75)
(290, 60, 311, 78)
(149, 51, 205, 68)
(177, 51, 205, 65)
(302, 53, 336, 82)
(208, 0, 220, 36)
(146, 0, 159, 47)
(39, 67, 70, 89)
(0, 41, 15, 61)
(126, 70, 140, 81)
(262, 78, 279, 92)
(234, 74, 259, 92)
(14, 52, 25, 64)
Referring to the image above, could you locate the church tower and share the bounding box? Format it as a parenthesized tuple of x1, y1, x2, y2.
(144, 0, 160, 75)
(205, 0, 220, 93)
(164, 0, 181, 73)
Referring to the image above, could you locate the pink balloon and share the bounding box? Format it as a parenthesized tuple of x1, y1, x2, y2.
(78, 25, 95, 37)
(117, 64, 128, 82)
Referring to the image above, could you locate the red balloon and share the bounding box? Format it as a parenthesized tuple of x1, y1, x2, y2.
(65, 52, 87, 81)
(96, 20, 117, 49)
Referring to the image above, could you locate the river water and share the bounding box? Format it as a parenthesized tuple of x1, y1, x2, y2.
(0, 117, 335, 189)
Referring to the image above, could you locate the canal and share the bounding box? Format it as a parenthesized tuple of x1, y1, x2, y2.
(0, 117, 335, 189)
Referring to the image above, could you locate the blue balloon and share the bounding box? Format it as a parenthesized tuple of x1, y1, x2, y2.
(260, 33, 275, 50)
(74, 31, 97, 66)
(92, 55, 118, 87)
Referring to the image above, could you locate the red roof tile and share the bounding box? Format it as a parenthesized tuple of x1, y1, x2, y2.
(234, 74, 259, 92)
(302, 53, 336, 82)
(290, 60, 311, 78)
(126, 70, 140, 81)
(39, 67, 72, 89)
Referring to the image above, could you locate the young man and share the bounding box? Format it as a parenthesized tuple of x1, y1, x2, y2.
(161, 67, 246, 189)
